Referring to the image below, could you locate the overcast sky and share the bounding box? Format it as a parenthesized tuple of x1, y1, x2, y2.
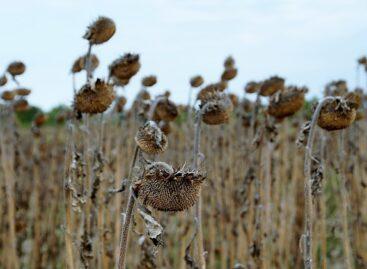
(1, 0, 367, 111)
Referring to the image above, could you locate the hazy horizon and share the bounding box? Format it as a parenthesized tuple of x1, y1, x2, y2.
(1, 0, 367, 111)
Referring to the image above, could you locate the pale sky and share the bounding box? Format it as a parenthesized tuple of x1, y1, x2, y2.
(1, 0, 367, 111)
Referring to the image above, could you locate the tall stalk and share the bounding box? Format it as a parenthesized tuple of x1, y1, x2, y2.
(117, 146, 139, 269)
(337, 132, 354, 269)
(117, 95, 164, 268)
(85, 43, 93, 83)
(303, 97, 333, 269)
(263, 141, 274, 269)
(64, 123, 76, 269)
(0, 106, 19, 269)
(192, 111, 205, 269)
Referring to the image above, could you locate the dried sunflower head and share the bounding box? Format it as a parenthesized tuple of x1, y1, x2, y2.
(0, 75, 7, 86)
(317, 97, 357, 131)
(71, 54, 99, 73)
(197, 83, 225, 102)
(324, 80, 348, 97)
(158, 120, 171, 135)
(163, 90, 171, 98)
(15, 87, 31, 96)
(358, 56, 367, 65)
(221, 67, 237, 81)
(201, 92, 233, 125)
(334, 80, 348, 94)
(153, 98, 178, 122)
(13, 99, 29, 112)
(111, 76, 130, 87)
(135, 121, 168, 154)
(259, 76, 285, 96)
(229, 93, 239, 107)
(355, 110, 365, 121)
(216, 80, 228, 91)
(224, 56, 235, 69)
(245, 81, 260, 94)
(55, 110, 72, 124)
(267, 86, 307, 119)
(142, 75, 157, 87)
(137, 90, 151, 101)
(242, 98, 253, 113)
(190, 75, 204, 88)
(1, 90, 15, 101)
(109, 53, 141, 82)
(135, 161, 205, 212)
(33, 113, 47, 127)
(115, 96, 127, 113)
(74, 79, 115, 114)
(83, 16, 116, 45)
(345, 91, 362, 110)
(7, 61, 26, 77)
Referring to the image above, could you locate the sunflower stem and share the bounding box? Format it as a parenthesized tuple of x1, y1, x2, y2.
(303, 96, 334, 269)
(117, 146, 139, 269)
(85, 43, 93, 83)
(337, 131, 354, 269)
(192, 110, 206, 269)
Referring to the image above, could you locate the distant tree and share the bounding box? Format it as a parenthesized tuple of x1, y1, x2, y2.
(47, 105, 69, 125)
(16, 106, 43, 126)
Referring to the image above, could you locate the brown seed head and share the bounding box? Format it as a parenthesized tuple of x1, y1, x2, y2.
(267, 86, 307, 119)
(153, 98, 178, 122)
(190, 75, 204, 88)
(74, 79, 115, 114)
(324, 80, 348, 97)
(229, 93, 239, 107)
(71, 54, 99, 73)
(317, 97, 357, 131)
(109, 53, 141, 82)
(242, 98, 253, 113)
(7, 61, 26, 76)
(221, 67, 238, 81)
(158, 121, 171, 135)
(358, 56, 367, 65)
(111, 76, 130, 87)
(115, 96, 127, 112)
(13, 99, 29, 112)
(345, 91, 362, 110)
(259, 76, 285, 96)
(197, 82, 226, 102)
(201, 92, 233, 125)
(137, 90, 151, 101)
(34, 113, 48, 127)
(142, 75, 157, 87)
(224, 56, 235, 69)
(136, 162, 205, 212)
(83, 16, 116, 45)
(0, 75, 7, 86)
(58, 110, 73, 123)
(15, 87, 31, 96)
(216, 80, 228, 91)
(245, 81, 260, 94)
(1, 90, 15, 101)
(163, 90, 171, 98)
(355, 110, 364, 121)
(135, 121, 168, 154)
(55, 111, 67, 124)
